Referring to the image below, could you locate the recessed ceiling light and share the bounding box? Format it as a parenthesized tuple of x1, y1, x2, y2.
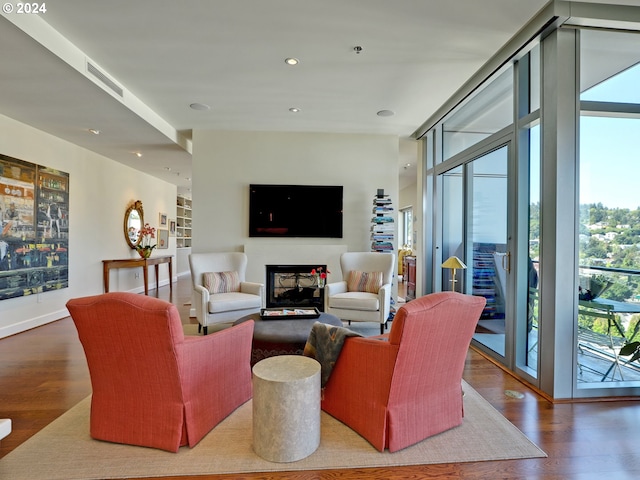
(88, 128, 100, 135)
(377, 110, 394, 117)
(190, 103, 211, 111)
(134, 152, 143, 158)
(289, 107, 300, 113)
(285, 58, 299, 65)
(164, 167, 172, 171)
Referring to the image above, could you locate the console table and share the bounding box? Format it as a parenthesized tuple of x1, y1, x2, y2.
(102, 255, 173, 295)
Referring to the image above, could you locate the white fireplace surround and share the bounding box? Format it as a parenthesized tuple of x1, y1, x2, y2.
(244, 244, 348, 287)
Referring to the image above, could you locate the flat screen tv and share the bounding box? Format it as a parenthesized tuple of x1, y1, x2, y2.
(249, 184, 343, 238)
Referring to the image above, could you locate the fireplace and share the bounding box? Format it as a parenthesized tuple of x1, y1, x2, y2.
(266, 264, 326, 311)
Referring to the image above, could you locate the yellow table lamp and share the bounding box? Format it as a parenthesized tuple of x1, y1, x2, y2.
(442, 256, 467, 292)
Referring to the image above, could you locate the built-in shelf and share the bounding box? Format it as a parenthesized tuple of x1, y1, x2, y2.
(176, 195, 192, 249)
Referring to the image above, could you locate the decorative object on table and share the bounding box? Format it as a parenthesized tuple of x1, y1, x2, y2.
(311, 266, 330, 288)
(260, 307, 320, 319)
(578, 274, 613, 300)
(157, 229, 169, 249)
(442, 255, 467, 292)
(159, 212, 168, 227)
(135, 223, 156, 258)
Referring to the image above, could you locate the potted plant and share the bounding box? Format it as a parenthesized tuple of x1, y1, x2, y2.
(135, 223, 156, 258)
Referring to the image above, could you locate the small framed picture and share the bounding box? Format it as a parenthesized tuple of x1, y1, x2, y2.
(169, 219, 176, 236)
(157, 229, 169, 249)
(159, 212, 168, 227)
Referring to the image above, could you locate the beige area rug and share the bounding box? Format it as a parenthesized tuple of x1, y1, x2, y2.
(0, 382, 545, 480)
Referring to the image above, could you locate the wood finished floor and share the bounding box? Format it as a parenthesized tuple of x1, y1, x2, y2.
(1, 276, 640, 479)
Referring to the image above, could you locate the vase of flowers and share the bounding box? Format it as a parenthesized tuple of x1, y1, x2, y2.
(136, 223, 156, 259)
(310, 266, 330, 288)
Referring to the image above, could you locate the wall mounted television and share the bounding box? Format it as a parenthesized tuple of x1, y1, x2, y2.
(249, 184, 343, 238)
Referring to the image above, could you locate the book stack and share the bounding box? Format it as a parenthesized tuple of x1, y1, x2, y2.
(371, 192, 395, 253)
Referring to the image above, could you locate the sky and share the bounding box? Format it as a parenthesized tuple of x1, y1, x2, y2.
(528, 63, 640, 211)
(578, 63, 640, 210)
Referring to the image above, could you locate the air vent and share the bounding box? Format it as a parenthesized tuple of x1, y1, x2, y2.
(86, 61, 124, 97)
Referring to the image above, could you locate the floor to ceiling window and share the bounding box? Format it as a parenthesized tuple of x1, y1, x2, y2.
(577, 29, 640, 387)
(419, 1, 640, 399)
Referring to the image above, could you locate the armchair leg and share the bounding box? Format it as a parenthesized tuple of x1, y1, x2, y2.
(203, 325, 208, 335)
(198, 324, 202, 333)
(380, 323, 385, 335)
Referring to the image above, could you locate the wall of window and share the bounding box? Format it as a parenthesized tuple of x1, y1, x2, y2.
(419, 1, 640, 399)
(576, 29, 640, 388)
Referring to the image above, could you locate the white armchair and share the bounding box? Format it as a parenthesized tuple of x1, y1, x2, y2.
(189, 252, 263, 334)
(325, 252, 396, 334)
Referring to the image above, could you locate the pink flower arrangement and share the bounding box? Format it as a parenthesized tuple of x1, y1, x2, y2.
(139, 223, 156, 247)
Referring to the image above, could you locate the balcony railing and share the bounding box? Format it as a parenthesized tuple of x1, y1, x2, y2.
(577, 264, 640, 383)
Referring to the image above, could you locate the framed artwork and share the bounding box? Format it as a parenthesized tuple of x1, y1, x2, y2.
(159, 212, 168, 227)
(169, 219, 176, 236)
(0, 153, 69, 301)
(157, 229, 169, 249)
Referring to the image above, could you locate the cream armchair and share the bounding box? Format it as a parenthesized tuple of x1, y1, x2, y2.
(189, 252, 263, 334)
(325, 252, 396, 334)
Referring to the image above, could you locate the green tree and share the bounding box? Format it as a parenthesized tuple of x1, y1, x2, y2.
(600, 282, 633, 302)
(583, 238, 608, 260)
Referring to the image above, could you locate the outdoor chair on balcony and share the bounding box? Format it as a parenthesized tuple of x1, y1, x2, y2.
(578, 300, 625, 381)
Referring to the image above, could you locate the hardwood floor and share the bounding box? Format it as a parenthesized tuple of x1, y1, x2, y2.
(1, 275, 640, 479)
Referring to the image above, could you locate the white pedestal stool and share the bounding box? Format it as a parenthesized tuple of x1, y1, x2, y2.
(252, 355, 321, 462)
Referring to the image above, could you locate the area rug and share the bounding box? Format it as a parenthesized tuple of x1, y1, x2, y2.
(0, 382, 546, 480)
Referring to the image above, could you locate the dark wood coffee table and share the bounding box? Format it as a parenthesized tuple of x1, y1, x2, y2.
(233, 311, 342, 365)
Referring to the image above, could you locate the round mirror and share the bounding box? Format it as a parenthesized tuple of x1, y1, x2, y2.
(124, 200, 144, 249)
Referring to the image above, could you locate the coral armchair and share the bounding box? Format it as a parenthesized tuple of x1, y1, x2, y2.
(321, 292, 486, 452)
(66, 292, 254, 453)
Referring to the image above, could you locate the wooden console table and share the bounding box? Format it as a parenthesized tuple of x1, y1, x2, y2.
(102, 255, 173, 295)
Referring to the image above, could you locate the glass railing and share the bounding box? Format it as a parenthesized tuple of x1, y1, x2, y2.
(577, 265, 640, 383)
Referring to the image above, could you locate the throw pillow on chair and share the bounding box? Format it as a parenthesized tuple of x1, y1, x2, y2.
(203, 271, 240, 293)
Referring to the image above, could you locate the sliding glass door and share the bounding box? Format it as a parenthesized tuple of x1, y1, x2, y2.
(467, 146, 510, 358)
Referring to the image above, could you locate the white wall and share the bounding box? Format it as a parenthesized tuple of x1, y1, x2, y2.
(191, 131, 399, 284)
(0, 113, 177, 338)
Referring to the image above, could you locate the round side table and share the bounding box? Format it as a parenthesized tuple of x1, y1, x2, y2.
(252, 355, 321, 462)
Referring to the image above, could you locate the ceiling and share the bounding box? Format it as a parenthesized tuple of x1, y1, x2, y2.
(0, 0, 553, 194)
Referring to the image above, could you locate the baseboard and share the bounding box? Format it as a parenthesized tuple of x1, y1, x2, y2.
(0, 308, 69, 340)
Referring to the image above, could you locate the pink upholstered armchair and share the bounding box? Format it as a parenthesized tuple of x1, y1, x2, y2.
(66, 292, 254, 453)
(321, 291, 486, 452)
